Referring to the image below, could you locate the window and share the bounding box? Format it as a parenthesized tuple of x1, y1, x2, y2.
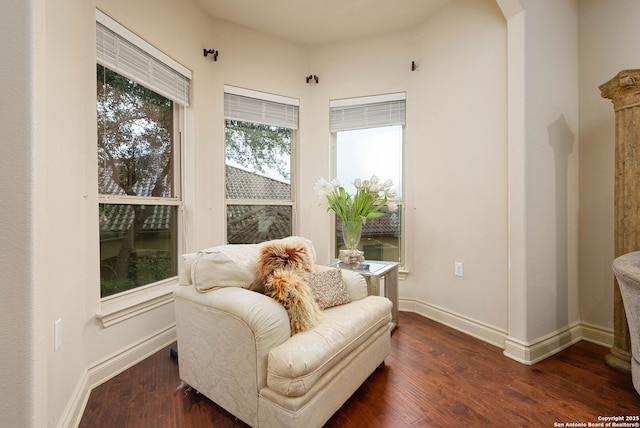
(224, 86, 299, 244)
(330, 93, 405, 263)
(96, 11, 191, 298)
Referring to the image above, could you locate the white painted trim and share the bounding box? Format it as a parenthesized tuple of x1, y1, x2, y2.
(97, 282, 176, 327)
(399, 298, 613, 365)
(57, 370, 89, 428)
(223, 84, 300, 106)
(87, 324, 177, 389)
(398, 298, 508, 349)
(580, 322, 614, 348)
(503, 323, 582, 365)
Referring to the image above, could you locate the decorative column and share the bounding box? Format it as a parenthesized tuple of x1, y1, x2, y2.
(599, 69, 640, 373)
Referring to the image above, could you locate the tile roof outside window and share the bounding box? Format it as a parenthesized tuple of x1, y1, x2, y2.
(225, 165, 290, 200)
(99, 166, 397, 239)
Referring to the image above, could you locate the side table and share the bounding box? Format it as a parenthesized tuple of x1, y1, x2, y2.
(328, 260, 399, 330)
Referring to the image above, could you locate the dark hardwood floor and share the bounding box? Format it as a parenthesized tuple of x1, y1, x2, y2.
(79, 312, 640, 427)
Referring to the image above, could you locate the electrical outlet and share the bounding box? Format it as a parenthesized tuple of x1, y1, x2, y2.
(454, 262, 464, 277)
(54, 318, 62, 351)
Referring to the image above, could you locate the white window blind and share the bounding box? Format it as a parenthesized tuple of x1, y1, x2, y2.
(96, 11, 191, 107)
(224, 86, 299, 130)
(330, 93, 406, 132)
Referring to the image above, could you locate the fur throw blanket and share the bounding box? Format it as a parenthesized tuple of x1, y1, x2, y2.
(257, 240, 321, 334)
(265, 269, 322, 334)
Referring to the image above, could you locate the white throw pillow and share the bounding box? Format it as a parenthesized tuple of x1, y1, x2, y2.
(181, 237, 316, 292)
(191, 244, 260, 292)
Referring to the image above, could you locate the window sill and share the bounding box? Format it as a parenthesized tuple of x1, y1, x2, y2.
(96, 280, 177, 328)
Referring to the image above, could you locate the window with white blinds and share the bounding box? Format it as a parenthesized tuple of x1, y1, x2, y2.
(96, 10, 187, 300)
(223, 86, 298, 244)
(224, 85, 299, 130)
(96, 10, 191, 107)
(331, 93, 406, 265)
(330, 93, 406, 132)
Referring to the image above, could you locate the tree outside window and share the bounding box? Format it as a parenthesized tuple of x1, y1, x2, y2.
(97, 65, 179, 297)
(223, 88, 298, 244)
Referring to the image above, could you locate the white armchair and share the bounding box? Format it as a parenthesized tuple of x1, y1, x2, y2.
(612, 251, 640, 394)
(173, 240, 393, 427)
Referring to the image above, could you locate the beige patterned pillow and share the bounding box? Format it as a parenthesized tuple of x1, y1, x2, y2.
(306, 268, 352, 309)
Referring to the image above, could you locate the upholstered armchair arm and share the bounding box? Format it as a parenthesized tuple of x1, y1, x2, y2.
(174, 285, 291, 425)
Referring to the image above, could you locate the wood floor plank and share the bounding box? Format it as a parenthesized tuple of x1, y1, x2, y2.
(79, 312, 640, 427)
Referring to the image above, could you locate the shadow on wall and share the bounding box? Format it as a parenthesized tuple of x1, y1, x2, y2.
(548, 114, 574, 330)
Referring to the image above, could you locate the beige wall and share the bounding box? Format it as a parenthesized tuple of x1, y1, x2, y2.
(3, 0, 632, 425)
(302, 0, 510, 336)
(578, 0, 640, 331)
(405, 0, 509, 332)
(1, 1, 44, 427)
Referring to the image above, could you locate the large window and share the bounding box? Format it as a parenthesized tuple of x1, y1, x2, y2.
(330, 93, 405, 263)
(96, 11, 190, 298)
(224, 86, 298, 244)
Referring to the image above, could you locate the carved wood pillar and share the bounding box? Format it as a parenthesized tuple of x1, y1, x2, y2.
(599, 69, 640, 373)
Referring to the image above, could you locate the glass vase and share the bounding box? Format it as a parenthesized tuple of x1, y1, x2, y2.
(341, 220, 362, 250)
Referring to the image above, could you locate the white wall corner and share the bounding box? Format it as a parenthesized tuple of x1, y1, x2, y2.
(62, 324, 175, 427)
(503, 323, 582, 365)
(495, 0, 524, 20)
(580, 322, 613, 348)
(56, 371, 89, 428)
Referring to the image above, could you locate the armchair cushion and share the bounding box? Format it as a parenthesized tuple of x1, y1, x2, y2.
(266, 295, 392, 397)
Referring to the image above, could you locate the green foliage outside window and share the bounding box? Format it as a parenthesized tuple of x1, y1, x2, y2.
(97, 64, 178, 297)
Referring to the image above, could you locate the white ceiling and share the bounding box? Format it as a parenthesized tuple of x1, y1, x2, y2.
(194, 0, 454, 46)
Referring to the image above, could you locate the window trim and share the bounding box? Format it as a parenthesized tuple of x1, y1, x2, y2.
(96, 280, 177, 328)
(95, 11, 189, 326)
(223, 86, 299, 244)
(330, 97, 406, 267)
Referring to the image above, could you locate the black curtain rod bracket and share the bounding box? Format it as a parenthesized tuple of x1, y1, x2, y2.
(204, 49, 219, 61)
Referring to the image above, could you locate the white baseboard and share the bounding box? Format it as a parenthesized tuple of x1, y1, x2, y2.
(399, 297, 614, 365)
(62, 324, 177, 428)
(398, 298, 508, 349)
(57, 370, 89, 428)
(580, 321, 614, 348)
(503, 323, 582, 365)
(87, 324, 177, 389)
